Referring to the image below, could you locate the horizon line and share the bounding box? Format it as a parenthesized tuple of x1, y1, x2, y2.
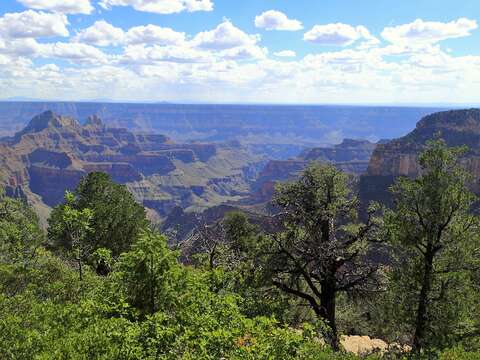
(1, 99, 478, 108)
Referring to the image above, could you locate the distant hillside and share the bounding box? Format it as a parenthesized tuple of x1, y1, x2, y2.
(0, 102, 445, 155)
(0, 111, 264, 223)
(4, 107, 476, 231)
(360, 108, 480, 208)
(249, 139, 377, 203)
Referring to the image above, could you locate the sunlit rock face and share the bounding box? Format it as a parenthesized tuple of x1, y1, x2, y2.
(360, 109, 480, 209)
(249, 139, 377, 203)
(0, 111, 263, 221)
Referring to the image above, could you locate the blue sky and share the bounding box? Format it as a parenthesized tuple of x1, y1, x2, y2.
(1, 0, 480, 104)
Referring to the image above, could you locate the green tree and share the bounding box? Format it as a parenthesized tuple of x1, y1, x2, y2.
(49, 191, 93, 283)
(116, 229, 183, 316)
(385, 140, 480, 353)
(0, 189, 44, 265)
(0, 189, 45, 297)
(258, 164, 381, 348)
(49, 172, 148, 257)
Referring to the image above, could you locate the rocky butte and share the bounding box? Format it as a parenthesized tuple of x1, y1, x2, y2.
(0, 111, 264, 223)
(360, 108, 480, 208)
(250, 139, 377, 203)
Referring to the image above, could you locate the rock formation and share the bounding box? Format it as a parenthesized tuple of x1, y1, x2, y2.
(360, 109, 480, 208)
(0, 111, 263, 222)
(250, 139, 377, 202)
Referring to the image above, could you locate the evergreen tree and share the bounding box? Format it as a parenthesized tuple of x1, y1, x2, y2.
(49, 191, 93, 283)
(260, 164, 381, 348)
(116, 229, 182, 316)
(385, 140, 480, 353)
(0, 189, 45, 296)
(49, 172, 148, 257)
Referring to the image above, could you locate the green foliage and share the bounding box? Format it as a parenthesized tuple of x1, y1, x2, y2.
(0, 191, 47, 297)
(439, 347, 480, 360)
(0, 190, 44, 264)
(255, 164, 380, 347)
(2, 147, 480, 358)
(224, 211, 260, 253)
(91, 247, 113, 276)
(384, 140, 480, 352)
(49, 191, 94, 282)
(115, 229, 183, 316)
(0, 220, 345, 360)
(49, 172, 148, 256)
(197, 212, 299, 323)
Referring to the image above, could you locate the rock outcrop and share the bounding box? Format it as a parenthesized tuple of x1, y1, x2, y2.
(250, 139, 377, 202)
(0, 111, 263, 221)
(360, 109, 480, 208)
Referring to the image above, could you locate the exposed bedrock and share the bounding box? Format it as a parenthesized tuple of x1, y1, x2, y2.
(27, 149, 72, 169)
(360, 109, 480, 210)
(83, 163, 142, 183)
(28, 165, 84, 206)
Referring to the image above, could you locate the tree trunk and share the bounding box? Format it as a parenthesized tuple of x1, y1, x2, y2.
(320, 277, 338, 350)
(412, 247, 434, 353)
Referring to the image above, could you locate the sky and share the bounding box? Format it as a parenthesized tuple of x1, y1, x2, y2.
(0, 0, 480, 104)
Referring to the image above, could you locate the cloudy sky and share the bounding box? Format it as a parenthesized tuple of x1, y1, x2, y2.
(1, 0, 479, 104)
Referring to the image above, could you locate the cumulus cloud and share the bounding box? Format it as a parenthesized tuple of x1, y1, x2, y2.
(192, 20, 260, 50)
(73, 21, 186, 47)
(0, 38, 108, 65)
(71, 20, 265, 65)
(0, 10, 69, 39)
(120, 44, 210, 64)
(274, 50, 296, 57)
(98, 0, 213, 14)
(0, 38, 43, 57)
(126, 25, 186, 45)
(254, 10, 303, 31)
(73, 20, 124, 47)
(2, 6, 480, 104)
(17, 0, 94, 14)
(382, 18, 478, 44)
(221, 45, 268, 61)
(43, 42, 109, 65)
(304, 23, 377, 47)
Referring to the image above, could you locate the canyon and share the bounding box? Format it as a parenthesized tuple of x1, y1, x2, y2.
(0, 111, 264, 223)
(0, 102, 444, 158)
(2, 106, 480, 239)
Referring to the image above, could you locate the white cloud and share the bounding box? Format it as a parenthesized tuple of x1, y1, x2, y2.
(3, 46, 480, 104)
(193, 20, 260, 50)
(304, 23, 377, 47)
(120, 44, 210, 64)
(98, 0, 213, 14)
(221, 45, 268, 61)
(126, 25, 186, 45)
(382, 18, 478, 44)
(0, 38, 43, 57)
(255, 10, 303, 31)
(274, 50, 296, 57)
(1, 9, 480, 105)
(183, 0, 213, 12)
(43, 42, 109, 65)
(73, 21, 186, 47)
(73, 20, 124, 47)
(0, 10, 69, 39)
(17, 0, 94, 14)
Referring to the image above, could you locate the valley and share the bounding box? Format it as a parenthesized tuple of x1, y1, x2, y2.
(0, 110, 264, 224)
(2, 105, 480, 241)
